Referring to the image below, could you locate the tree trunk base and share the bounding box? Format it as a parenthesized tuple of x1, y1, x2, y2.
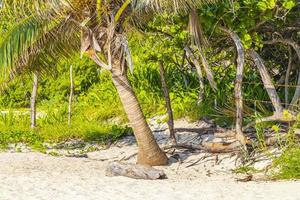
(137, 148, 169, 166)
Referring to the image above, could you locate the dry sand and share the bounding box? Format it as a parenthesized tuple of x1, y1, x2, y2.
(0, 118, 300, 200)
(1, 152, 300, 200)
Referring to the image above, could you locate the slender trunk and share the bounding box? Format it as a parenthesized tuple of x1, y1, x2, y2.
(111, 66, 168, 166)
(248, 49, 283, 114)
(68, 65, 74, 125)
(159, 61, 176, 145)
(180, 50, 188, 88)
(30, 72, 38, 128)
(290, 70, 300, 107)
(285, 48, 292, 107)
(220, 28, 247, 146)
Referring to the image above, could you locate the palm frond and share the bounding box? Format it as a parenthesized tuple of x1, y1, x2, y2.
(133, 0, 217, 13)
(0, 0, 74, 80)
(0, 15, 51, 69)
(14, 19, 81, 75)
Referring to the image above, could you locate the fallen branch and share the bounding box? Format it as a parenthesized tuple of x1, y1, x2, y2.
(243, 113, 296, 131)
(164, 141, 242, 153)
(185, 154, 209, 168)
(174, 127, 222, 134)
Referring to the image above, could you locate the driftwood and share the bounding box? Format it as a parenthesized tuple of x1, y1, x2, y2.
(174, 127, 221, 134)
(105, 162, 166, 180)
(164, 141, 242, 153)
(202, 141, 242, 153)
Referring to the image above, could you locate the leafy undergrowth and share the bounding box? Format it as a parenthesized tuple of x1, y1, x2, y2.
(271, 146, 300, 180)
(0, 112, 130, 150)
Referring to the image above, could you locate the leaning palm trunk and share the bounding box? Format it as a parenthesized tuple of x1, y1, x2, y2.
(111, 65, 168, 166)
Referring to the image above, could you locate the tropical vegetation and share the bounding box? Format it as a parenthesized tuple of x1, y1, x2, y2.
(0, 0, 299, 177)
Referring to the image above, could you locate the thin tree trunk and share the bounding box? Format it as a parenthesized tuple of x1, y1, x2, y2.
(290, 70, 300, 107)
(289, 42, 300, 106)
(185, 47, 204, 103)
(30, 72, 38, 129)
(111, 66, 168, 166)
(220, 27, 247, 146)
(159, 61, 176, 145)
(248, 49, 283, 114)
(68, 65, 74, 125)
(180, 50, 188, 88)
(285, 48, 292, 107)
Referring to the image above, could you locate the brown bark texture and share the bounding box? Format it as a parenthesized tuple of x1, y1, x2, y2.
(111, 67, 168, 166)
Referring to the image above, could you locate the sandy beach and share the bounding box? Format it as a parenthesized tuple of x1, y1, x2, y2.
(1, 119, 300, 200)
(1, 151, 300, 200)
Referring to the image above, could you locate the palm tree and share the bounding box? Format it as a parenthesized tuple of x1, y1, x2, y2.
(0, 0, 215, 166)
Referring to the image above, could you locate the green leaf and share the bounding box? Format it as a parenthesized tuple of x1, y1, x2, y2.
(283, 0, 295, 9)
(267, 0, 277, 9)
(257, 1, 268, 11)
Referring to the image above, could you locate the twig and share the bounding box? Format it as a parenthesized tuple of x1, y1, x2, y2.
(185, 154, 209, 168)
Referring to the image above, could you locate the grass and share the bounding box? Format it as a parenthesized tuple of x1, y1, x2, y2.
(233, 165, 259, 174)
(0, 110, 130, 150)
(271, 146, 300, 180)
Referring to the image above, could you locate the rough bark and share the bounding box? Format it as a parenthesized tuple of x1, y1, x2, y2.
(30, 72, 38, 128)
(106, 162, 166, 180)
(111, 66, 168, 166)
(159, 61, 176, 144)
(248, 49, 284, 114)
(68, 65, 74, 125)
(220, 27, 247, 146)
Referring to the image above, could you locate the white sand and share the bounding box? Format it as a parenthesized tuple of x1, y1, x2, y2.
(1, 118, 300, 200)
(0, 151, 300, 200)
